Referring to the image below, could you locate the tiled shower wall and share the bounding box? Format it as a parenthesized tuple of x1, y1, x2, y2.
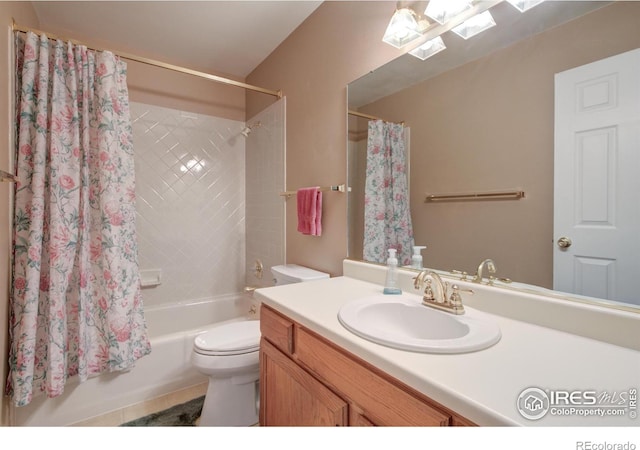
(245, 99, 286, 289)
(131, 102, 246, 308)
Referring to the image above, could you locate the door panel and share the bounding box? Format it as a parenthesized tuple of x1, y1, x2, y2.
(554, 48, 640, 305)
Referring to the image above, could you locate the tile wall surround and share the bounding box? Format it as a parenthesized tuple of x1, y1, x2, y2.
(245, 99, 286, 290)
(131, 102, 247, 308)
(132, 99, 286, 309)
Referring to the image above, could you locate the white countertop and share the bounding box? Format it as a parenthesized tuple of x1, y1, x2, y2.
(255, 269, 640, 427)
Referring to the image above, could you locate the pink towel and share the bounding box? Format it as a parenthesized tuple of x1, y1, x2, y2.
(296, 187, 322, 236)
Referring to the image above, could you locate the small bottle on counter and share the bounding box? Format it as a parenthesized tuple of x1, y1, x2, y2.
(383, 248, 402, 295)
(411, 245, 426, 269)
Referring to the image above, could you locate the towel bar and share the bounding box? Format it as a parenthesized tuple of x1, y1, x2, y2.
(424, 190, 525, 202)
(280, 184, 349, 199)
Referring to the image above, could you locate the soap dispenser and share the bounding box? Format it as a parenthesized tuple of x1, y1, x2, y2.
(383, 248, 402, 295)
(411, 246, 426, 270)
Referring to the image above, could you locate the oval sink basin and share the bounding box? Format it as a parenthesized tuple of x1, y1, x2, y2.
(338, 294, 501, 354)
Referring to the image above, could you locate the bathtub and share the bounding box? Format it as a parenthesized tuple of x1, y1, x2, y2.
(11, 293, 257, 426)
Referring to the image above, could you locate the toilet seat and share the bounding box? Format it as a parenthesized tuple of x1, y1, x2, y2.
(194, 320, 260, 356)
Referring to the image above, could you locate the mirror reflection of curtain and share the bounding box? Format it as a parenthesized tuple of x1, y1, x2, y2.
(363, 120, 414, 265)
(8, 31, 151, 406)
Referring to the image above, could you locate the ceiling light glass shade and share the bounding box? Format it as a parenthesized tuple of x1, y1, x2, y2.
(451, 11, 496, 40)
(506, 0, 545, 13)
(425, 0, 472, 25)
(409, 36, 446, 60)
(382, 8, 423, 48)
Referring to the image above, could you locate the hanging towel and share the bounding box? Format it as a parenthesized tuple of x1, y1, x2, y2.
(297, 187, 322, 236)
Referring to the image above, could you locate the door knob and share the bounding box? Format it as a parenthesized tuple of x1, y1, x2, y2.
(557, 237, 572, 248)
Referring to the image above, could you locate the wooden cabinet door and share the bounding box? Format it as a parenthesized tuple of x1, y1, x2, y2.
(260, 339, 348, 426)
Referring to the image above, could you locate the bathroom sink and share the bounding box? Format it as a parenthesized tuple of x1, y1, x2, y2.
(337, 293, 501, 354)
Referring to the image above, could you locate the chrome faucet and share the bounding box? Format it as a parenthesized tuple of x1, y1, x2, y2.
(414, 270, 472, 315)
(474, 259, 496, 284)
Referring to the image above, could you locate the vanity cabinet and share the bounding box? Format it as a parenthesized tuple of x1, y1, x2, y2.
(259, 304, 475, 427)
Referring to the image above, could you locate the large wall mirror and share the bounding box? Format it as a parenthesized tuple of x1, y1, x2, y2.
(347, 0, 640, 311)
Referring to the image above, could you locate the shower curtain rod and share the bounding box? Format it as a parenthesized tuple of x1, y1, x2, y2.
(12, 21, 283, 99)
(348, 109, 404, 125)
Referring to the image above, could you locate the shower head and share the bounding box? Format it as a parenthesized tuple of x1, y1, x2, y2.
(241, 121, 262, 137)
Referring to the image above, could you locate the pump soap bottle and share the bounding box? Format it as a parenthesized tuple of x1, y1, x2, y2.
(411, 246, 426, 269)
(383, 248, 402, 295)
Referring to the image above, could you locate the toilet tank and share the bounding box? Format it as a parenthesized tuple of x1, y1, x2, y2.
(271, 264, 330, 286)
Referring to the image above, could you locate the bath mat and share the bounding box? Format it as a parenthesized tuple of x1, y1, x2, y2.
(120, 395, 204, 426)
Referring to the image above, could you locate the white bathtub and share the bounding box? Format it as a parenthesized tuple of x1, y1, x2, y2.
(11, 293, 256, 426)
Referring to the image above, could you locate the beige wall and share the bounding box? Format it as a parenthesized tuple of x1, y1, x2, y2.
(23, 19, 248, 120)
(357, 2, 640, 287)
(247, 1, 402, 276)
(125, 61, 246, 121)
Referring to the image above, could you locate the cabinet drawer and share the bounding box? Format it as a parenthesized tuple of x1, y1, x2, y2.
(260, 305, 294, 355)
(295, 327, 451, 426)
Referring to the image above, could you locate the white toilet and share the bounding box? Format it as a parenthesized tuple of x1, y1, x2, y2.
(270, 263, 330, 286)
(191, 264, 329, 426)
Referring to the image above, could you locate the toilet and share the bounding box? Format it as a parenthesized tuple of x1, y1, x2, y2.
(191, 263, 329, 426)
(270, 263, 330, 286)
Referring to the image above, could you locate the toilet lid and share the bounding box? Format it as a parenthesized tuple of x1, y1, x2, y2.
(194, 320, 260, 355)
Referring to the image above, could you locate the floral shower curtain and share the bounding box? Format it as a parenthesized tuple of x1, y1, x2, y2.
(363, 120, 415, 265)
(7, 32, 151, 407)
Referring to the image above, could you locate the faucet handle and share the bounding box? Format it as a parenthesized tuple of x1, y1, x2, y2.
(448, 285, 473, 314)
(451, 269, 469, 281)
(423, 279, 436, 302)
(451, 285, 474, 296)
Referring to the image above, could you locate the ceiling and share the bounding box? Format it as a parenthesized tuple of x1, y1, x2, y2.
(30, 1, 324, 78)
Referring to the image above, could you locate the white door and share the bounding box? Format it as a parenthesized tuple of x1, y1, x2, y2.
(554, 48, 640, 305)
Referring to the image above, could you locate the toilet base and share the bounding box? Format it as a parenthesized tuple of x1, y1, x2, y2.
(198, 372, 260, 426)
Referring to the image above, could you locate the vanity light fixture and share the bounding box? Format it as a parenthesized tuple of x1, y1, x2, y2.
(409, 36, 446, 61)
(382, 7, 423, 48)
(451, 10, 496, 40)
(506, 0, 545, 13)
(425, 0, 472, 25)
